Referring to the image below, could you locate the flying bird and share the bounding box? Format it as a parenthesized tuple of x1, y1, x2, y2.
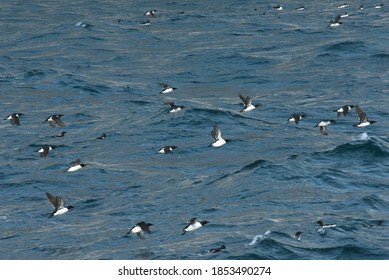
(125, 221, 153, 239)
(182, 217, 209, 235)
(43, 114, 65, 127)
(314, 120, 336, 135)
(46, 192, 74, 218)
(210, 125, 228, 147)
(239, 94, 257, 112)
(159, 83, 177, 94)
(4, 113, 23, 125)
(333, 105, 354, 117)
(37, 145, 56, 157)
(353, 105, 376, 127)
(288, 113, 306, 124)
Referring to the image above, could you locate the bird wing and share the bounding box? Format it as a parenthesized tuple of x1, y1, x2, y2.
(54, 117, 65, 127)
(211, 126, 221, 140)
(138, 222, 151, 233)
(342, 106, 349, 116)
(320, 126, 328, 135)
(159, 83, 169, 89)
(12, 115, 20, 125)
(70, 159, 81, 166)
(136, 232, 146, 239)
(46, 192, 63, 209)
(355, 105, 367, 122)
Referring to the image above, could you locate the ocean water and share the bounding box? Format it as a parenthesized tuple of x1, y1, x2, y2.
(0, 0, 388, 260)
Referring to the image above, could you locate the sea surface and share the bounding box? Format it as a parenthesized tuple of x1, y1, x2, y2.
(0, 0, 388, 260)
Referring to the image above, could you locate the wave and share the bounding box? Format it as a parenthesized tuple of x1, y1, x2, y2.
(321, 40, 369, 53)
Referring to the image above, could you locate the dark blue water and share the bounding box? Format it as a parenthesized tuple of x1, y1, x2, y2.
(1, 0, 388, 260)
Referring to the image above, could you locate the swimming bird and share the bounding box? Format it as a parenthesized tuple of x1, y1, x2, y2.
(316, 220, 336, 228)
(288, 113, 306, 124)
(239, 94, 257, 112)
(96, 133, 106, 140)
(338, 3, 347, 9)
(4, 113, 23, 125)
(46, 192, 74, 218)
(182, 217, 209, 235)
(293, 231, 302, 240)
(315, 120, 336, 135)
(210, 125, 228, 147)
(50, 131, 66, 138)
(43, 114, 65, 127)
(37, 145, 56, 157)
(296, 6, 305, 11)
(272, 4, 283, 11)
(159, 83, 177, 94)
(340, 12, 349, 18)
(374, 4, 384, 9)
(125, 221, 153, 239)
(333, 105, 354, 117)
(65, 159, 86, 172)
(144, 9, 157, 17)
(157, 145, 177, 154)
(210, 244, 226, 253)
(139, 20, 151, 26)
(359, 5, 364, 10)
(165, 102, 185, 113)
(329, 15, 343, 27)
(353, 105, 376, 127)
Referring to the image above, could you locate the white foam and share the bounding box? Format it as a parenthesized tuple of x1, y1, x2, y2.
(249, 230, 271, 245)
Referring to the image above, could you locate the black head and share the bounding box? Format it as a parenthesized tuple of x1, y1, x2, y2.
(201, 220, 209, 226)
(67, 205, 75, 210)
(316, 220, 324, 226)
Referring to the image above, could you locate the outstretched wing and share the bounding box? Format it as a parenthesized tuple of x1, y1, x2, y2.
(211, 126, 221, 140)
(355, 105, 367, 122)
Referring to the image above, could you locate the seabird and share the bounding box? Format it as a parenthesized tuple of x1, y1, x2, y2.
(329, 15, 343, 27)
(239, 94, 257, 112)
(338, 3, 348, 8)
(50, 131, 66, 138)
(210, 125, 228, 147)
(165, 102, 185, 113)
(37, 145, 56, 157)
(125, 221, 153, 239)
(96, 133, 106, 140)
(316, 220, 337, 228)
(159, 83, 177, 94)
(182, 217, 209, 235)
(314, 120, 336, 135)
(144, 9, 157, 17)
(293, 231, 302, 240)
(333, 105, 354, 117)
(65, 159, 86, 172)
(140, 20, 151, 26)
(288, 113, 306, 124)
(157, 145, 177, 154)
(272, 4, 283, 10)
(374, 4, 384, 9)
(210, 245, 226, 253)
(5, 113, 23, 125)
(43, 114, 65, 127)
(353, 105, 376, 127)
(46, 192, 74, 218)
